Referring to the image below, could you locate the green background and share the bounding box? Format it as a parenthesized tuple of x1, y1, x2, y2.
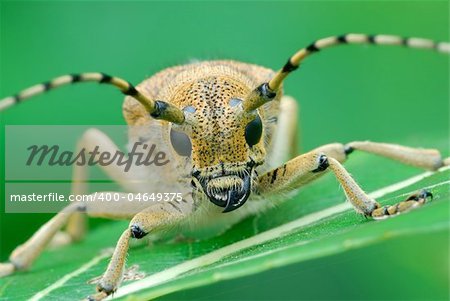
(0, 1, 448, 300)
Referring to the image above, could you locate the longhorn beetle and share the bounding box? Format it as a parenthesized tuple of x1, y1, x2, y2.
(0, 34, 449, 300)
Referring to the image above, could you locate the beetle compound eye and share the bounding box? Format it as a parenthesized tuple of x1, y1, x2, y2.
(170, 129, 192, 157)
(244, 115, 263, 147)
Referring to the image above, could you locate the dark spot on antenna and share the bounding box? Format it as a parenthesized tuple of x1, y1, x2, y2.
(401, 37, 409, 46)
(71, 74, 81, 83)
(257, 83, 276, 100)
(282, 59, 299, 73)
(123, 83, 138, 96)
(100, 73, 112, 83)
(42, 81, 51, 91)
(368, 35, 376, 44)
(150, 100, 169, 118)
(306, 43, 319, 52)
(337, 35, 348, 43)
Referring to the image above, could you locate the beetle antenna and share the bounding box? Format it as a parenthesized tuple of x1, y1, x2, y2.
(0, 72, 185, 124)
(243, 34, 450, 112)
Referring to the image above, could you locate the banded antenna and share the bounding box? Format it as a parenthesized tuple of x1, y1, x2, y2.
(243, 34, 450, 112)
(0, 72, 185, 124)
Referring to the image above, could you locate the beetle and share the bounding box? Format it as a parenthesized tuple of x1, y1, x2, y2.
(0, 33, 448, 300)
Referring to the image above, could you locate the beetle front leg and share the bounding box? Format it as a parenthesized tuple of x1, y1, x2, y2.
(257, 151, 330, 195)
(87, 199, 194, 301)
(257, 150, 434, 219)
(326, 158, 434, 219)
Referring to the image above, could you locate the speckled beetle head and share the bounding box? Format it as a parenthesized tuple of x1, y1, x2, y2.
(169, 74, 267, 212)
(122, 61, 279, 213)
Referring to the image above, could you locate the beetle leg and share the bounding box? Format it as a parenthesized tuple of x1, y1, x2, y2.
(344, 141, 446, 171)
(0, 128, 153, 277)
(257, 141, 444, 219)
(0, 202, 85, 277)
(370, 189, 433, 219)
(274, 140, 447, 172)
(52, 127, 153, 247)
(0, 193, 150, 278)
(87, 200, 194, 301)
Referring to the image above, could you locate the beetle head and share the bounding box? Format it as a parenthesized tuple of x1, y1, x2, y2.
(168, 74, 267, 212)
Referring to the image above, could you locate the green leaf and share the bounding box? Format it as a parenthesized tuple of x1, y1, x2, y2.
(0, 145, 449, 301)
